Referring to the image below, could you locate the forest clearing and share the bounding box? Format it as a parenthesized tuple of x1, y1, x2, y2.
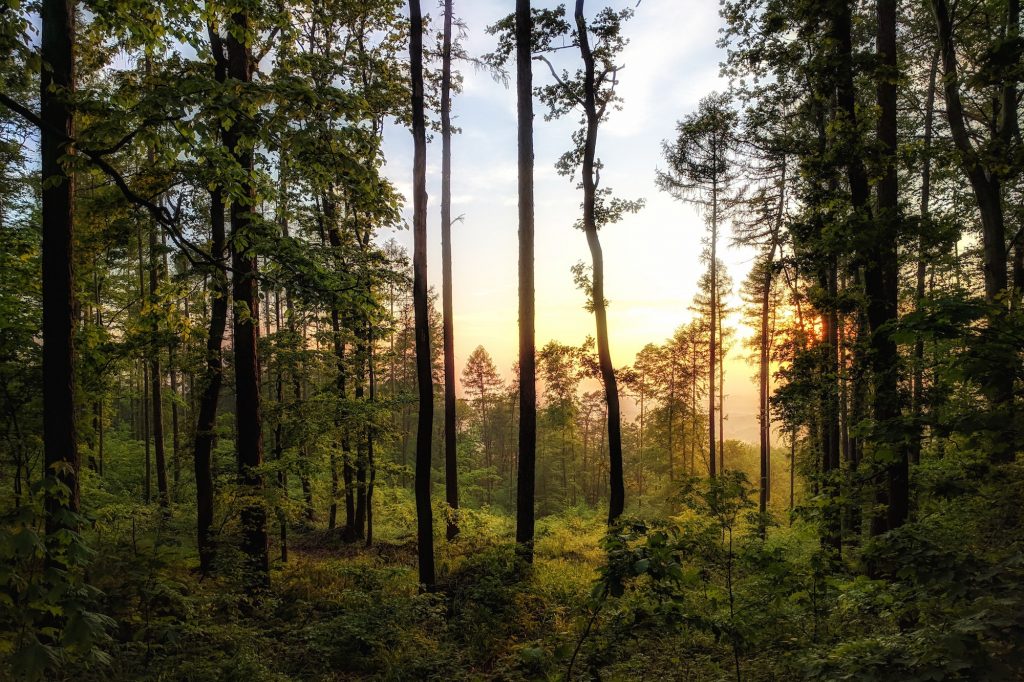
(2, 0, 1024, 679)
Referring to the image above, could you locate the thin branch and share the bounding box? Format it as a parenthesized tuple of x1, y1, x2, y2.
(534, 54, 584, 108)
(0, 91, 225, 272)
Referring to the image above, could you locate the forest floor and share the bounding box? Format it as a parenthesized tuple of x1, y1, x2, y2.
(62, 455, 1024, 680)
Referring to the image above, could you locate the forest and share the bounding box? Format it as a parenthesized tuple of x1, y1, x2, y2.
(2, 0, 1024, 678)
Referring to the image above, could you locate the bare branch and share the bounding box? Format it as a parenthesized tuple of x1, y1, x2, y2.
(534, 54, 584, 108)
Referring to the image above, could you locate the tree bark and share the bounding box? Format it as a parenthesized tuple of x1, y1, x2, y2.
(872, 0, 907, 531)
(226, 10, 269, 591)
(440, 0, 460, 542)
(575, 0, 625, 523)
(912, 51, 939, 467)
(409, 0, 436, 589)
(515, 0, 538, 561)
(932, 0, 1016, 462)
(193, 25, 230, 575)
(41, 0, 79, 543)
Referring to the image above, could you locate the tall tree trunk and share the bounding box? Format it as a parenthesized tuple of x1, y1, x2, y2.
(932, 0, 1015, 462)
(440, 0, 460, 542)
(149, 202, 169, 509)
(159, 225, 180, 498)
(575, 0, 625, 523)
(515, 0, 538, 561)
(820, 257, 842, 551)
(41, 0, 79, 543)
(912, 51, 938, 467)
(709, 182, 718, 478)
(719, 310, 725, 472)
(366, 329, 377, 547)
(193, 26, 229, 574)
(271, 290, 287, 563)
(871, 0, 907, 531)
(139, 232, 151, 503)
(226, 10, 269, 591)
(409, 0, 436, 589)
(323, 199, 355, 538)
(90, 267, 103, 475)
(758, 205, 781, 531)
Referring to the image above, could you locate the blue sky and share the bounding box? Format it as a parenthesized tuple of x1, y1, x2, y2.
(380, 0, 763, 442)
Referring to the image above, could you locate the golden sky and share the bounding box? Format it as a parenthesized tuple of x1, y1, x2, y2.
(382, 0, 765, 443)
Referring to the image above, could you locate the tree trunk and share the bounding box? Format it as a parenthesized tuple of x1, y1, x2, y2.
(870, 0, 907, 531)
(932, 0, 1015, 462)
(709, 182, 718, 478)
(515, 0, 538, 561)
(912, 51, 938, 467)
(149, 212, 169, 509)
(41, 0, 79, 543)
(226, 10, 269, 591)
(193, 25, 229, 575)
(139, 231, 151, 504)
(758, 208, 781, 530)
(439, 0, 460, 542)
(409, 0, 436, 589)
(575, 0, 624, 523)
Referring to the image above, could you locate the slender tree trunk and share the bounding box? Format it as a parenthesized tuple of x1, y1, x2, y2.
(575, 0, 624, 523)
(149, 214, 169, 509)
(871, 0, 907, 531)
(820, 257, 841, 552)
(912, 51, 938, 467)
(93, 268, 105, 476)
(139, 232, 152, 503)
(274, 291, 287, 563)
(409, 0, 436, 588)
(193, 26, 230, 575)
(226, 10, 269, 590)
(41, 0, 79, 543)
(758, 231, 780, 531)
(932, 0, 1015, 462)
(709, 182, 718, 478)
(439, 0, 460, 542)
(515, 0, 538, 562)
(366, 329, 377, 547)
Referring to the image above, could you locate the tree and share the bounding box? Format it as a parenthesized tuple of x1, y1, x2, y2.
(930, 0, 1019, 462)
(515, 0, 538, 561)
(440, 0, 459, 542)
(224, 7, 270, 592)
(40, 0, 79, 547)
(872, 0, 907, 530)
(658, 92, 738, 478)
(733, 94, 792, 531)
(409, 0, 435, 589)
(462, 346, 505, 504)
(533, 2, 641, 523)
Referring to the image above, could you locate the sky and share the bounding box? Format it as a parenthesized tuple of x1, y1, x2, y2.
(379, 0, 765, 443)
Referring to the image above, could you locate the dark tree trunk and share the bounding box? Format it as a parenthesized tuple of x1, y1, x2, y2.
(149, 217, 169, 509)
(575, 0, 624, 523)
(912, 51, 938, 467)
(515, 0, 538, 562)
(409, 0, 436, 589)
(709, 184, 718, 479)
(870, 0, 907, 531)
(193, 26, 230, 575)
(324, 200, 355, 538)
(820, 257, 841, 551)
(440, 0, 460, 542)
(226, 10, 269, 591)
(41, 0, 79, 542)
(932, 0, 1016, 462)
(758, 177, 782, 531)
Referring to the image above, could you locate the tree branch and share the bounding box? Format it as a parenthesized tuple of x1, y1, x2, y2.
(0, 91, 226, 272)
(534, 54, 584, 108)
